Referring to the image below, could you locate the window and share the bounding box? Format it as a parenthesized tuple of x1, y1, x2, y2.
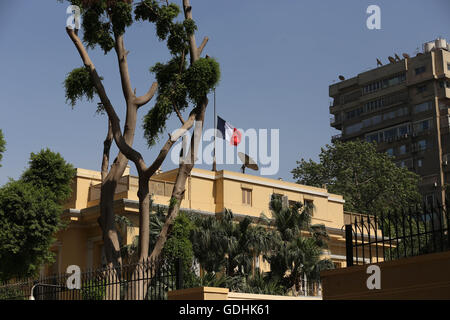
(447, 62, 450, 71)
(345, 122, 363, 135)
(242, 188, 252, 206)
(365, 123, 411, 143)
(439, 80, 450, 88)
(417, 159, 423, 168)
(417, 85, 427, 94)
(362, 115, 382, 127)
(413, 119, 432, 134)
(415, 66, 426, 75)
(413, 101, 432, 113)
(345, 107, 364, 120)
(397, 159, 412, 169)
(425, 194, 434, 209)
(382, 106, 408, 121)
(417, 139, 427, 151)
(366, 132, 380, 143)
(362, 73, 406, 95)
(386, 148, 394, 156)
(399, 145, 406, 155)
(304, 199, 314, 215)
(398, 124, 409, 136)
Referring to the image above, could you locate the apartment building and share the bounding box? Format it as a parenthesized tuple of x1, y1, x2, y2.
(329, 38, 450, 205)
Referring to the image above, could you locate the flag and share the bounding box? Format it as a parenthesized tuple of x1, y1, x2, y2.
(217, 116, 241, 146)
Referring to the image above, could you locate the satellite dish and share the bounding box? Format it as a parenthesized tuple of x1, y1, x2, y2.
(388, 56, 396, 63)
(238, 152, 259, 174)
(338, 75, 345, 81)
(395, 54, 401, 61)
(402, 53, 410, 59)
(376, 58, 383, 66)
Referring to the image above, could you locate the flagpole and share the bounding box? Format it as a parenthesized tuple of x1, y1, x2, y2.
(212, 87, 217, 171)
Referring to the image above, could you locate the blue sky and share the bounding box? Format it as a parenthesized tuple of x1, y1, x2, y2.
(0, 0, 449, 185)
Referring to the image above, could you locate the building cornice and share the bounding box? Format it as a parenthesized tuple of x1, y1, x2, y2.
(189, 170, 345, 204)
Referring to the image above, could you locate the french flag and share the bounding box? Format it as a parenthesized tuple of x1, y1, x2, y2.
(216, 116, 241, 146)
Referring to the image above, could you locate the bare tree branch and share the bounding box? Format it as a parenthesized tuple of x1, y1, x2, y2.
(114, 35, 135, 101)
(183, 0, 198, 63)
(198, 36, 209, 56)
(135, 82, 158, 107)
(66, 27, 146, 173)
(174, 106, 185, 124)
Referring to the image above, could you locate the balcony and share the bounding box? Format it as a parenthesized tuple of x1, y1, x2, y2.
(330, 116, 343, 130)
(331, 134, 342, 142)
(88, 176, 176, 202)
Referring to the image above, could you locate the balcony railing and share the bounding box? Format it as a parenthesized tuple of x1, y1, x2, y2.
(88, 177, 176, 202)
(331, 134, 342, 142)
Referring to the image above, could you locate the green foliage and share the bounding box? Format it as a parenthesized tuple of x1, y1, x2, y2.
(0, 149, 74, 281)
(142, 96, 173, 146)
(292, 140, 421, 215)
(143, 57, 189, 146)
(163, 213, 194, 272)
(183, 19, 197, 36)
(135, 1, 181, 42)
(184, 58, 220, 104)
(81, 279, 106, 300)
(0, 285, 26, 300)
(264, 195, 333, 291)
(63, 0, 221, 147)
(138, 1, 220, 145)
(187, 272, 245, 292)
(145, 200, 328, 296)
(0, 181, 62, 280)
(239, 270, 285, 295)
(110, 1, 133, 36)
(143, 57, 220, 145)
(21, 148, 76, 203)
(191, 210, 272, 276)
(80, 2, 115, 53)
(134, 0, 160, 23)
(64, 67, 99, 107)
(168, 196, 179, 210)
(0, 129, 5, 168)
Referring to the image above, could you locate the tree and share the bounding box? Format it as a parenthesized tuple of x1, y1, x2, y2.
(265, 195, 332, 295)
(291, 140, 421, 215)
(191, 210, 272, 277)
(64, 1, 219, 277)
(0, 129, 5, 167)
(63, 0, 158, 269)
(0, 149, 75, 280)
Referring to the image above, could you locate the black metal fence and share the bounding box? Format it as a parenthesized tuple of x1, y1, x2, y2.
(345, 202, 450, 267)
(0, 258, 183, 300)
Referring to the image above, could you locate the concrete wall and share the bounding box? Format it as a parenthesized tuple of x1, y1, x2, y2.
(320, 250, 450, 299)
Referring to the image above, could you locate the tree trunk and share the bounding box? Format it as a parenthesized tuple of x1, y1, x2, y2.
(149, 98, 208, 264)
(99, 101, 139, 299)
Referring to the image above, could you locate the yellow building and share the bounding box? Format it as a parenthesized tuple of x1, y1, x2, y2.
(49, 166, 355, 275)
